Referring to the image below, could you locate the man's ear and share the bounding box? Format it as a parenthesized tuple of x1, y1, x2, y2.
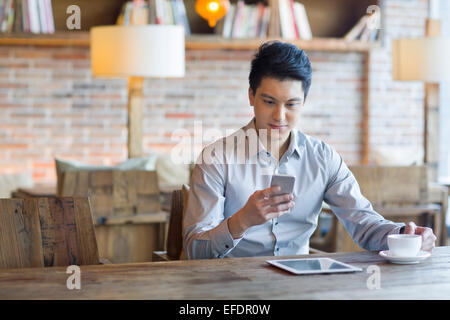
(248, 87, 255, 106)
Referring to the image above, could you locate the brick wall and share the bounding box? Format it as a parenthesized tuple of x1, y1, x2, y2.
(0, 0, 429, 184)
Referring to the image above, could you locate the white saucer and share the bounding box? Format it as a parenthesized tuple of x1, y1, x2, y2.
(379, 250, 431, 264)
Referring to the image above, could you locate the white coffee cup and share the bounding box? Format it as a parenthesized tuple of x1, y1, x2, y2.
(387, 234, 422, 257)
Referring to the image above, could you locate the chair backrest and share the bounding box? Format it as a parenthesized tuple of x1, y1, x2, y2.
(349, 165, 428, 206)
(0, 197, 99, 269)
(166, 184, 189, 260)
(59, 170, 160, 219)
(166, 189, 184, 260)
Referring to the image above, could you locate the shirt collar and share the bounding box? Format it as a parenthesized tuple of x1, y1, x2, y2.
(242, 118, 304, 160)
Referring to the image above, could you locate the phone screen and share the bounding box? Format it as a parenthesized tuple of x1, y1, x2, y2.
(270, 174, 295, 195)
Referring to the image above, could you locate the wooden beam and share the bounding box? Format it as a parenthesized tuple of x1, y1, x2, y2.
(424, 19, 441, 182)
(361, 51, 370, 164)
(127, 76, 145, 158)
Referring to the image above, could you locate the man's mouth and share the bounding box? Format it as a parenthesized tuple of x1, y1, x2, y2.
(268, 124, 288, 130)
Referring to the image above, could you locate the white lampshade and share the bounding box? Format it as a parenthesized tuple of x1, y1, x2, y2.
(392, 37, 450, 82)
(90, 25, 185, 78)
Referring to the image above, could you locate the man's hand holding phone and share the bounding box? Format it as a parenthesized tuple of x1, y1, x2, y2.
(228, 180, 295, 239)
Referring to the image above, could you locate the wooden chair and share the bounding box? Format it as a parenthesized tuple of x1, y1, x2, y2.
(59, 170, 168, 263)
(153, 188, 186, 261)
(312, 165, 444, 252)
(0, 197, 100, 269)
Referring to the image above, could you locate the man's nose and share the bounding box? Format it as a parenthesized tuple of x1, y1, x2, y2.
(273, 104, 286, 121)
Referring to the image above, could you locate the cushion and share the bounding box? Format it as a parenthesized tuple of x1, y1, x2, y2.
(372, 146, 424, 166)
(0, 172, 33, 198)
(155, 153, 190, 187)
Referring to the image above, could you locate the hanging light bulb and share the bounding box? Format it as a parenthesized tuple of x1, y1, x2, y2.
(195, 0, 230, 28)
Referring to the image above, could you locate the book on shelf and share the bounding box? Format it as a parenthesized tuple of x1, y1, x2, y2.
(215, 0, 271, 39)
(117, 1, 148, 25)
(288, 0, 300, 39)
(344, 11, 380, 42)
(0, 0, 54, 34)
(279, 0, 312, 40)
(118, 0, 190, 35)
(292, 1, 311, 40)
(278, 0, 294, 39)
(217, 0, 312, 40)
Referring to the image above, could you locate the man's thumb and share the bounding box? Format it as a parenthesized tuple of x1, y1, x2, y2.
(406, 221, 417, 234)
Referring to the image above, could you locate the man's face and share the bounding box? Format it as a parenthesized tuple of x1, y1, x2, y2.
(249, 77, 305, 146)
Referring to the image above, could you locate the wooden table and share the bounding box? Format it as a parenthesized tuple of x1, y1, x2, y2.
(1, 247, 450, 300)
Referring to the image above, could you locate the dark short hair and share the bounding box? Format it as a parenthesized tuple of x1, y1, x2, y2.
(249, 41, 312, 100)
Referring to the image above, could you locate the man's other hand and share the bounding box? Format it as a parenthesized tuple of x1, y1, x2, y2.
(402, 221, 437, 252)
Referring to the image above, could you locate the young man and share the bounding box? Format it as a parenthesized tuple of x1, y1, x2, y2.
(183, 41, 436, 259)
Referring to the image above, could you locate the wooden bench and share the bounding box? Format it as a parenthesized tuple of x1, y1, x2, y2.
(311, 165, 446, 252)
(59, 170, 168, 263)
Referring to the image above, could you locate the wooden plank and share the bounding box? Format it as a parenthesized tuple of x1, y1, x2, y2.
(94, 212, 168, 226)
(90, 170, 113, 187)
(136, 194, 161, 214)
(0, 199, 28, 269)
(36, 198, 56, 267)
(73, 198, 100, 265)
(112, 170, 137, 215)
(137, 171, 159, 195)
(60, 171, 77, 197)
(89, 187, 114, 218)
(0, 33, 379, 52)
(95, 223, 162, 263)
(20, 199, 45, 268)
(74, 171, 89, 196)
(47, 198, 80, 266)
(14, 184, 56, 198)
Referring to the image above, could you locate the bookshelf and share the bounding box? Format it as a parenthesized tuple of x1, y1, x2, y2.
(0, 0, 381, 52)
(0, 32, 378, 52)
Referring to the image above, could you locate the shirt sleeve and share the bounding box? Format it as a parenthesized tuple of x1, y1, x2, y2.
(183, 158, 244, 259)
(322, 144, 405, 251)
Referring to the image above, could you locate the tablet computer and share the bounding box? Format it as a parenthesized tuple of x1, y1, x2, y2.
(266, 258, 363, 275)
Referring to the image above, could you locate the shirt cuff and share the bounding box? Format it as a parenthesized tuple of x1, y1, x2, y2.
(211, 218, 244, 258)
(388, 223, 406, 235)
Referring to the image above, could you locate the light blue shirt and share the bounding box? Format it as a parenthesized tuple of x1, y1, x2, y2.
(184, 118, 405, 259)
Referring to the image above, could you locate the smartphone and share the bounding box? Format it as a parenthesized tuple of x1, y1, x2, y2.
(270, 174, 295, 197)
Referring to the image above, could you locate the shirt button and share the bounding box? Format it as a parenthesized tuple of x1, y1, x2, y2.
(276, 247, 280, 251)
(275, 221, 279, 225)
(225, 245, 229, 249)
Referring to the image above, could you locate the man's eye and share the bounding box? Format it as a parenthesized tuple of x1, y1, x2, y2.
(264, 100, 274, 105)
(286, 104, 298, 108)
